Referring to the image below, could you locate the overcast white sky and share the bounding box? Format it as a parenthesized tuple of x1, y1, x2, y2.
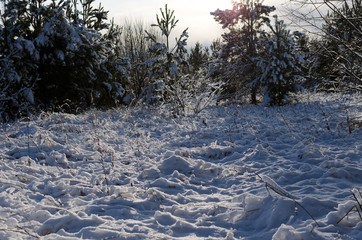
(98, 0, 282, 47)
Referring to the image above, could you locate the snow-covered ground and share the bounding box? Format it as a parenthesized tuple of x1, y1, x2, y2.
(1, 93, 361, 239)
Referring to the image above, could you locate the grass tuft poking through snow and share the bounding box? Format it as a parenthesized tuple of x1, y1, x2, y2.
(0, 93, 361, 239)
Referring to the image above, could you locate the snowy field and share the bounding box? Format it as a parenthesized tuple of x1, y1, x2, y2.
(1, 93, 362, 239)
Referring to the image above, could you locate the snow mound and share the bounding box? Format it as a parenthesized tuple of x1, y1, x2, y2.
(38, 213, 104, 236)
(159, 154, 193, 175)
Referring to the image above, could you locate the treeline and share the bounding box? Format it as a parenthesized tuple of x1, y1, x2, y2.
(0, 0, 360, 121)
(210, 0, 361, 105)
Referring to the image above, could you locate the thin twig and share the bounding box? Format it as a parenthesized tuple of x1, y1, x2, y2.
(337, 188, 362, 224)
(254, 171, 321, 227)
(90, 111, 110, 196)
(351, 190, 362, 220)
(0, 227, 40, 239)
(337, 206, 357, 224)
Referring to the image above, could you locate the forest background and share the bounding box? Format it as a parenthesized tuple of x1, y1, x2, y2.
(0, 0, 360, 121)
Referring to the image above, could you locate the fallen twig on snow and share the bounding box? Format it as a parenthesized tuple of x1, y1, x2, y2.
(254, 172, 321, 227)
(337, 188, 362, 224)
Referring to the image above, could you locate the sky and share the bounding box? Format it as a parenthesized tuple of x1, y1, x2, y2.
(98, 0, 282, 48)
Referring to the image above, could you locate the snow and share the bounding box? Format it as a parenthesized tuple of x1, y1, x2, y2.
(0, 93, 361, 239)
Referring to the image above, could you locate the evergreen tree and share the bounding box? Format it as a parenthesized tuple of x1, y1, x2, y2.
(145, 4, 188, 79)
(143, 4, 189, 108)
(0, 0, 127, 120)
(211, 0, 275, 103)
(284, 0, 361, 91)
(188, 42, 208, 74)
(316, 0, 361, 91)
(0, 0, 37, 121)
(251, 15, 305, 106)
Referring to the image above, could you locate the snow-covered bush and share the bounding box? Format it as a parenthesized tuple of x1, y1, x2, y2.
(250, 16, 305, 106)
(0, 0, 127, 121)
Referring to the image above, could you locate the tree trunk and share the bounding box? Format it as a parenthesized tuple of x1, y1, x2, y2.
(251, 86, 257, 104)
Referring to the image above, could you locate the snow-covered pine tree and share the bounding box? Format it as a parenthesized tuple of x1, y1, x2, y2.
(71, 0, 129, 107)
(145, 4, 188, 79)
(34, 0, 128, 108)
(100, 18, 131, 105)
(0, 0, 37, 121)
(0, 0, 127, 121)
(283, 0, 361, 92)
(188, 42, 209, 74)
(251, 15, 305, 106)
(211, 0, 275, 104)
(316, 0, 361, 91)
(143, 4, 189, 110)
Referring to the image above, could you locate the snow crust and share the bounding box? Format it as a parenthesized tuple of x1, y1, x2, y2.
(0, 93, 361, 239)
